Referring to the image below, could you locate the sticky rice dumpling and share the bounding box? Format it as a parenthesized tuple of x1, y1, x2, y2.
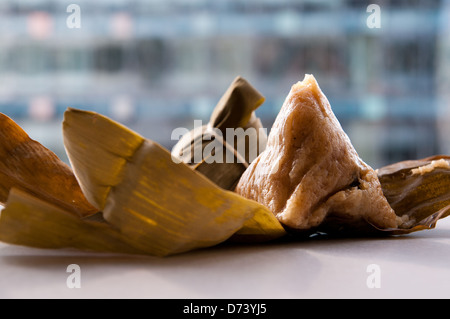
(235, 74, 400, 233)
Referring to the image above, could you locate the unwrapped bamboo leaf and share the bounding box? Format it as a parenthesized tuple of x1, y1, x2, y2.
(376, 155, 450, 234)
(0, 188, 145, 255)
(171, 76, 267, 190)
(0, 113, 97, 217)
(209, 76, 265, 131)
(63, 108, 286, 256)
(61, 109, 144, 211)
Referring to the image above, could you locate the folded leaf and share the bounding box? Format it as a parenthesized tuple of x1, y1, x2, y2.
(171, 76, 267, 190)
(0, 113, 97, 217)
(209, 76, 265, 132)
(0, 188, 145, 255)
(376, 155, 450, 234)
(63, 108, 285, 256)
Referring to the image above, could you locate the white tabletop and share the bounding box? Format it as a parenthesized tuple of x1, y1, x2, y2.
(1, 217, 450, 299)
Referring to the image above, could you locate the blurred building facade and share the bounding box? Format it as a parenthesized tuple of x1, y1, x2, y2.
(0, 0, 447, 168)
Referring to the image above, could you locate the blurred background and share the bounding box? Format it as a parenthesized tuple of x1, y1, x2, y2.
(0, 0, 449, 169)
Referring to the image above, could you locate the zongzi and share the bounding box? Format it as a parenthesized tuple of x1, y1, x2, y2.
(235, 74, 400, 233)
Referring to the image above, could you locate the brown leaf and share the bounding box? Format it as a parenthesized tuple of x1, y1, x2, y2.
(62, 108, 286, 256)
(171, 76, 267, 190)
(0, 113, 97, 217)
(377, 155, 450, 234)
(0, 188, 146, 255)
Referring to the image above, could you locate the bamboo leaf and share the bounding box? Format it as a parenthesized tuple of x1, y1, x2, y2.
(171, 76, 267, 190)
(63, 108, 285, 256)
(0, 188, 145, 255)
(209, 76, 265, 131)
(376, 155, 450, 234)
(0, 113, 97, 217)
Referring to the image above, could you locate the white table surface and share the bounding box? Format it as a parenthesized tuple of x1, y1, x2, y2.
(1, 216, 450, 299)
